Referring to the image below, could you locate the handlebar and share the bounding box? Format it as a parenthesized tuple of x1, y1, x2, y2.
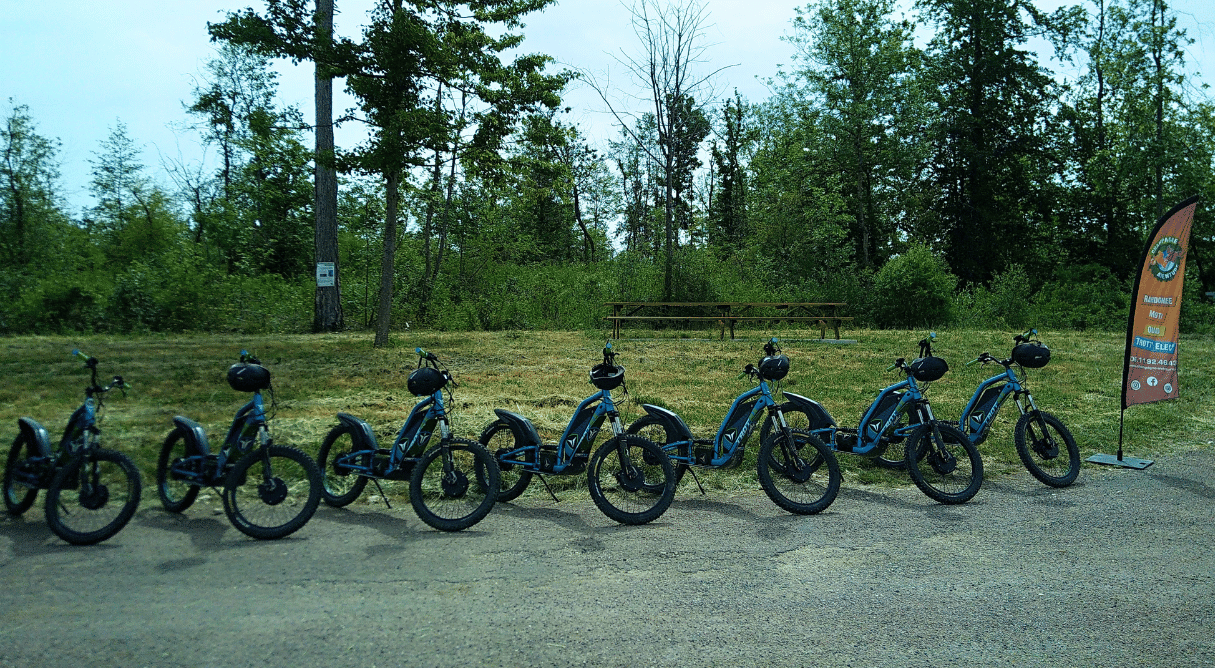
(71, 349, 129, 397)
(1013, 328, 1038, 344)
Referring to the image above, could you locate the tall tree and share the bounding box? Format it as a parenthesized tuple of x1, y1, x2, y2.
(0, 103, 63, 268)
(787, 0, 928, 269)
(707, 92, 751, 253)
(208, 0, 343, 331)
(313, 0, 342, 332)
(594, 0, 720, 299)
(326, 0, 563, 346)
(916, 0, 1076, 284)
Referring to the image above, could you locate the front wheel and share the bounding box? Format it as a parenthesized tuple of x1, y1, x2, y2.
(587, 434, 676, 525)
(45, 449, 142, 545)
(4, 435, 43, 515)
(478, 420, 534, 502)
(905, 422, 983, 504)
(409, 438, 499, 532)
(757, 429, 841, 515)
(1014, 411, 1080, 488)
(156, 428, 201, 513)
(223, 445, 322, 540)
(317, 424, 370, 507)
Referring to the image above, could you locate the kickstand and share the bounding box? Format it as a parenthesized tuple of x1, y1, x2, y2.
(536, 474, 560, 503)
(370, 477, 393, 509)
(685, 466, 706, 495)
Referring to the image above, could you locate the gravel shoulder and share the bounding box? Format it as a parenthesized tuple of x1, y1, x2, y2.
(2, 448, 1214, 668)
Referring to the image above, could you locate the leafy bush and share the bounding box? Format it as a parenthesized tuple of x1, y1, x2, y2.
(1029, 264, 1129, 331)
(870, 244, 957, 328)
(953, 265, 1032, 330)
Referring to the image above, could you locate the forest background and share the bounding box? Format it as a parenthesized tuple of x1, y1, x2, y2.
(3, 0, 1215, 339)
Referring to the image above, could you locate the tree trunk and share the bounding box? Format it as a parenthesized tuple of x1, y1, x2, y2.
(313, 0, 343, 333)
(374, 170, 399, 348)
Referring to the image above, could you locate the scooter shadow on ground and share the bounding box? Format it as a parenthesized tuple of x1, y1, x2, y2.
(313, 502, 494, 550)
(1147, 472, 1215, 500)
(494, 499, 662, 536)
(137, 508, 232, 555)
(1, 514, 123, 558)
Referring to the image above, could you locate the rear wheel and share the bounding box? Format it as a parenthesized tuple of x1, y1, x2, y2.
(409, 438, 499, 532)
(156, 429, 201, 513)
(905, 422, 983, 504)
(223, 445, 321, 540)
(45, 449, 142, 545)
(625, 415, 688, 485)
(4, 435, 43, 515)
(317, 424, 369, 507)
(478, 420, 533, 502)
(757, 429, 840, 515)
(587, 434, 676, 525)
(1014, 411, 1080, 488)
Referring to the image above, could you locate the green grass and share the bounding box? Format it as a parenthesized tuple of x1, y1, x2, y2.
(2, 327, 1211, 503)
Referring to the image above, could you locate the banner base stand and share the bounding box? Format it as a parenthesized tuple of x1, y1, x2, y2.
(1086, 453, 1154, 469)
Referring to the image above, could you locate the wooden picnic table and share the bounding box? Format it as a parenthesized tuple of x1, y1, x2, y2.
(604, 301, 851, 340)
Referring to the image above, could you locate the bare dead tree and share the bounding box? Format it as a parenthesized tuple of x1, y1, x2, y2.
(582, 0, 728, 298)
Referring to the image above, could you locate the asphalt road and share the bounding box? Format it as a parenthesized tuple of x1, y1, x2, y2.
(2, 448, 1214, 668)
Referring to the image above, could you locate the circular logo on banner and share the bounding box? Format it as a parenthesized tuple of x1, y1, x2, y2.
(1150, 238, 1183, 281)
(1130, 380, 1141, 391)
(1165, 383, 1174, 394)
(1147, 376, 1159, 387)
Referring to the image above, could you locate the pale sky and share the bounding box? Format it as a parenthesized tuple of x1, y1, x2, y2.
(2, 0, 1213, 214)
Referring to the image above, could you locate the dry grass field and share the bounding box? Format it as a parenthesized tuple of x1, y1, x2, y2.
(2, 326, 1212, 502)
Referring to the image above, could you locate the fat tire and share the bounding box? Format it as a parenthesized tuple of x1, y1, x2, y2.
(1014, 411, 1080, 488)
(757, 429, 841, 515)
(625, 415, 689, 486)
(4, 435, 40, 515)
(479, 420, 533, 502)
(45, 449, 142, 545)
(409, 438, 499, 532)
(156, 428, 201, 513)
(317, 424, 369, 507)
(587, 434, 676, 525)
(905, 422, 983, 504)
(223, 445, 322, 540)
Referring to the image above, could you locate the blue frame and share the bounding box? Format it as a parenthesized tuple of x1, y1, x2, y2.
(813, 375, 933, 457)
(331, 389, 451, 478)
(498, 388, 618, 475)
(956, 366, 1034, 445)
(655, 378, 779, 469)
(167, 391, 271, 486)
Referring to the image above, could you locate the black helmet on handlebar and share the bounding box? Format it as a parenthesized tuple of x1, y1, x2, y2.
(758, 354, 790, 381)
(407, 366, 448, 396)
(228, 362, 271, 392)
(589, 363, 625, 391)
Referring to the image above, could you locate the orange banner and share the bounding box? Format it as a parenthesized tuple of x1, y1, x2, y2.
(1122, 196, 1198, 409)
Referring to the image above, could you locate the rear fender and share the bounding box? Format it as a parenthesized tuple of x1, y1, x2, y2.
(492, 409, 543, 448)
(16, 418, 52, 458)
(639, 404, 694, 443)
(172, 416, 212, 455)
(780, 392, 838, 431)
(335, 413, 380, 451)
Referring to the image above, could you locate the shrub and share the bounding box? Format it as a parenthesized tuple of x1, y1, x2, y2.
(870, 244, 957, 328)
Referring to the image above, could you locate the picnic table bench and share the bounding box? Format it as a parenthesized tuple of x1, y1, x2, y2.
(604, 302, 852, 340)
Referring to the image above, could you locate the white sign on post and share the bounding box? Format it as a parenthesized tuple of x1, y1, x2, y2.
(316, 262, 335, 287)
